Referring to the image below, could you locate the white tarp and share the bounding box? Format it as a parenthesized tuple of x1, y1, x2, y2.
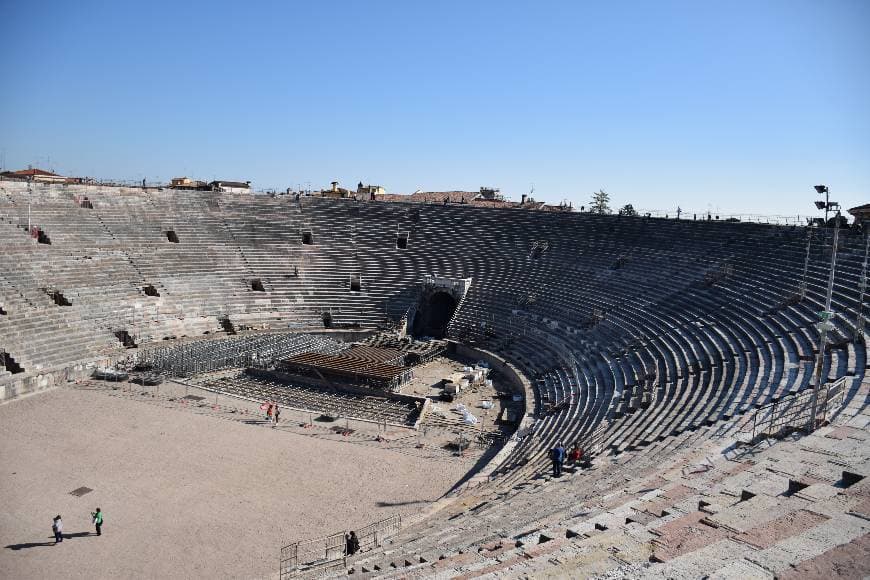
(454, 403, 478, 424)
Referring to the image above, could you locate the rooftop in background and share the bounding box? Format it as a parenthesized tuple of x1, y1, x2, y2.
(2, 167, 59, 177)
(405, 190, 480, 204)
(372, 186, 571, 212)
(849, 204, 870, 225)
(211, 180, 251, 192)
(0, 167, 66, 182)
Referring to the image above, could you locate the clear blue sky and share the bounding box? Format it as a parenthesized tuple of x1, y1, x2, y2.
(1, 0, 867, 216)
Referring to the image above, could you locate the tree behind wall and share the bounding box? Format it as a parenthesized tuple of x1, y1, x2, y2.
(618, 204, 637, 216)
(590, 189, 611, 214)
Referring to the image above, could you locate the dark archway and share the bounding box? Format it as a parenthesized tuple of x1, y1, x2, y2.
(412, 291, 457, 338)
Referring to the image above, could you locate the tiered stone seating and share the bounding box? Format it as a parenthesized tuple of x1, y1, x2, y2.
(2, 180, 868, 576)
(443, 216, 867, 480)
(1, 181, 867, 471)
(337, 387, 870, 579)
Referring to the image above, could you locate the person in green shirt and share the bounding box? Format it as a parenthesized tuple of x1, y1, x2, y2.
(91, 508, 103, 536)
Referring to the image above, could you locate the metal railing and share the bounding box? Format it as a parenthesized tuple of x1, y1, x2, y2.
(279, 531, 346, 580)
(745, 377, 847, 440)
(355, 514, 401, 553)
(279, 514, 401, 579)
(635, 208, 818, 226)
(126, 333, 344, 378)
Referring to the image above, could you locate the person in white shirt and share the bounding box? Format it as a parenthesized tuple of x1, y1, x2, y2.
(52, 515, 63, 544)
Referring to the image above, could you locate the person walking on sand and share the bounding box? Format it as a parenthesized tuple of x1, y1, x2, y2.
(273, 404, 280, 427)
(52, 515, 63, 543)
(266, 403, 274, 423)
(91, 508, 103, 536)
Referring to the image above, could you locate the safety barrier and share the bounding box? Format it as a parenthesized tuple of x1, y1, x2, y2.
(745, 376, 847, 440)
(279, 514, 401, 578)
(279, 531, 346, 579)
(355, 514, 402, 553)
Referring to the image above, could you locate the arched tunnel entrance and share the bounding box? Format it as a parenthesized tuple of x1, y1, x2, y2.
(412, 291, 457, 339)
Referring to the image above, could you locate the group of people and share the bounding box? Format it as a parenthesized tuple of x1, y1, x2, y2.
(263, 402, 281, 427)
(550, 442, 585, 477)
(51, 508, 103, 544)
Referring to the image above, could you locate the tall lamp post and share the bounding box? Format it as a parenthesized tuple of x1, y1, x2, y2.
(857, 233, 869, 338)
(808, 184, 840, 431)
(27, 176, 32, 233)
(814, 185, 838, 225)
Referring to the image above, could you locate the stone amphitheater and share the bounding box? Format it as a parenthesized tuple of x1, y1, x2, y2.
(1, 179, 868, 579)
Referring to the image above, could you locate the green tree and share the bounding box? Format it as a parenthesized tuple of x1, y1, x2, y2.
(590, 189, 611, 214)
(618, 203, 637, 216)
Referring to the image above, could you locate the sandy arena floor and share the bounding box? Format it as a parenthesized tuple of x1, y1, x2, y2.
(0, 385, 476, 579)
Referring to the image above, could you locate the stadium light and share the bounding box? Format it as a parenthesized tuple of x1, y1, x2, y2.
(814, 184, 831, 224)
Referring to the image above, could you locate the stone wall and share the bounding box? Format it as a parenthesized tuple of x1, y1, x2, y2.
(0, 362, 92, 404)
(447, 341, 534, 486)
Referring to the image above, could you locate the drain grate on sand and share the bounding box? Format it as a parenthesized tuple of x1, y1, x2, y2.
(69, 486, 93, 497)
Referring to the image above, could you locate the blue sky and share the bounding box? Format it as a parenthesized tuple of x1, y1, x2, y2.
(1, 0, 867, 216)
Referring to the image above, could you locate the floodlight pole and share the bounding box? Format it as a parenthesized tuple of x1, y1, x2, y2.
(27, 177, 32, 233)
(800, 226, 814, 300)
(808, 210, 841, 431)
(825, 188, 830, 224)
(856, 232, 869, 338)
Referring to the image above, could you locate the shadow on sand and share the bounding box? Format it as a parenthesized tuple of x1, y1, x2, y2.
(376, 499, 432, 508)
(6, 532, 94, 550)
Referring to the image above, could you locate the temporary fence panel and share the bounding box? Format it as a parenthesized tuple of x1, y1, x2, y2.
(280, 531, 346, 579)
(356, 514, 401, 553)
(748, 377, 847, 439)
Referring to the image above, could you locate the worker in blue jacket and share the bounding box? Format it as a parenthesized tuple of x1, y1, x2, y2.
(551, 442, 566, 477)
